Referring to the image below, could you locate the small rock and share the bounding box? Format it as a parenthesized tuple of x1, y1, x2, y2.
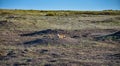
(26, 59, 32, 62)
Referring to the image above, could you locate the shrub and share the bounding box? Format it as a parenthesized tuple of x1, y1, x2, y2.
(45, 12, 56, 16)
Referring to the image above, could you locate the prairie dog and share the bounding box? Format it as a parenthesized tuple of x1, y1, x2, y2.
(57, 34, 66, 39)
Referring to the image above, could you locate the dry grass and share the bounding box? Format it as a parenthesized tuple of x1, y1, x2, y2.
(0, 9, 120, 66)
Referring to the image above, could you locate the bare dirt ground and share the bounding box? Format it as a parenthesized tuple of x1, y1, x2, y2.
(0, 14, 120, 66)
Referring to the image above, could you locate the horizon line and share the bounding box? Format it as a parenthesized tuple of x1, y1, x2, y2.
(0, 8, 120, 11)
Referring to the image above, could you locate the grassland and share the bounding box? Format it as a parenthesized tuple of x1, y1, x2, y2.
(0, 9, 120, 66)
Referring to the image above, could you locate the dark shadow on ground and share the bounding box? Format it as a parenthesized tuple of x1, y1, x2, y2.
(110, 53, 120, 59)
(23, 37, 78, 45)
(95, 31, 120, 41)
(23, 38, 61, 45)
(23, 39, 46, 45)
(20, 29, 58, 36)
(106, 53, 120, 60)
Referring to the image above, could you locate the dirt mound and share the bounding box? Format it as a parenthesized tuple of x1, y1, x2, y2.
(0, 20, 16, 28)
(21, 29, 120, 45)
(23, 37, 78, 45)
(21, 29, 79, 45)
(95, 31, 120, 42)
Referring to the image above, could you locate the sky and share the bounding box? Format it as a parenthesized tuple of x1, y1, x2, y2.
(0, 0, 120, 10)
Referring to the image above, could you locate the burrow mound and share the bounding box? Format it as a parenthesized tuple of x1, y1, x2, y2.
(95, 31, 120, 42)
(20, 29, 80, 45)
(20, 29, 85, 38)
(20, 29, 120, 45)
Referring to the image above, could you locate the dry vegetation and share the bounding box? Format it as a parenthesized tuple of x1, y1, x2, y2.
(0, 9, 120, 66)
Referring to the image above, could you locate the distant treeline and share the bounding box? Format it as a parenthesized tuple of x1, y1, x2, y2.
(0, 9, 120, 16)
